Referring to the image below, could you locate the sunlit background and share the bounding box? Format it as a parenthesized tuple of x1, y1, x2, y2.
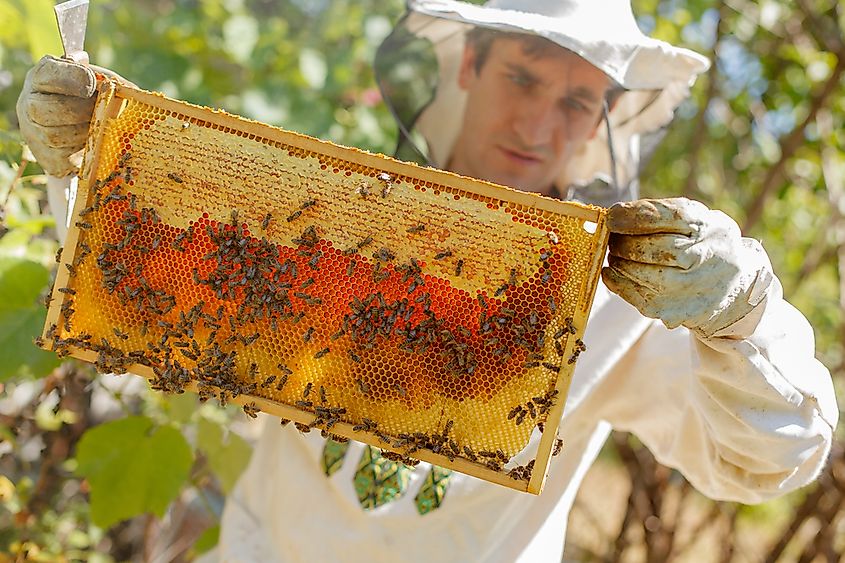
(0, 0, 843, 560)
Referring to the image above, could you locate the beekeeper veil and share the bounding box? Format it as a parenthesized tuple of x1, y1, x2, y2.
(375, 0, 710, 206)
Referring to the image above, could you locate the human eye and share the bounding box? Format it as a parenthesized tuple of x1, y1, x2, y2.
(563, 97, 589, 113)
(507, 72, 532, 88)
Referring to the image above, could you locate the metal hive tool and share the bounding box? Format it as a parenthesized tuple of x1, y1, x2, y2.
(41, 79, 609, 494)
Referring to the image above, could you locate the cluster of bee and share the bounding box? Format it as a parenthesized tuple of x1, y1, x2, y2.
(193, 213, 303, 327)
(507, 459, 535, 481)
(355, 172, 395, 199)
(478, 300, 558, 371)
(90, 175, 179, 318)
(379, 419, 480, 468)
(342, 287, 482, 378)
(568, 338, 587, 364)
(46, 321, 141, 375)
(506, 438, 562, 482)
(507, 389, 560, 426)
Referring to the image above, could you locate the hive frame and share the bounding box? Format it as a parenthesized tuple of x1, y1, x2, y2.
(42, 79, 609, 494)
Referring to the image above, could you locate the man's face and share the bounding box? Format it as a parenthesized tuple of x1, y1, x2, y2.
(448, 37, 610, 195)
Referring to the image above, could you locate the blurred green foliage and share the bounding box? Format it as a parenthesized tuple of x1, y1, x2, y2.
(0, 0, 842, 559)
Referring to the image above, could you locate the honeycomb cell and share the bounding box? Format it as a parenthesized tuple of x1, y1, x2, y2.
(42, 81, 607, 494)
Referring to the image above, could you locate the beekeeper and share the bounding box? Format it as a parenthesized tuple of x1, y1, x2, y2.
(16, 1, 838, 561)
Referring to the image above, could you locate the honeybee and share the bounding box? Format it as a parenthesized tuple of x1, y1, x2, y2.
(542, 362, 559, 373)
(308, 252, 322, 270)
(355, 181, 371, 197)
(287, 210, 302, 222)
(167, 172, 183, 183)
(392, 382, 407, 397)
(376, 247, 395, 261)
(112, 328, 129, 340)
(276, 374, 289, 391)
(355, 378, 369, 395)
(314, 347, 330, 359)
(547, 295, 557, 315)
(242, 402, 260, 419)
(377, 173, 393, 198)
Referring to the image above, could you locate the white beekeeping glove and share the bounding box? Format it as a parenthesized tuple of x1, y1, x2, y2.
(16, 55, 98, 177)
(16, 55, 133, 177)
(601, 197, 774, 338)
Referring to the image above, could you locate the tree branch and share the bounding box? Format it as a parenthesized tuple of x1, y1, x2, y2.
(794, 0, 845, 53)
(682, 3, 729, 199)
(743, 50, 845, 232)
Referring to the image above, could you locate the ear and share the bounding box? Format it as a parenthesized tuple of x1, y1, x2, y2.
(457, 43, 478, 90)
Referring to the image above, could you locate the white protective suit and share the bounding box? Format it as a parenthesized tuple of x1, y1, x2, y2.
(202, 2, 838, 560)
(207, 271, 838, 562)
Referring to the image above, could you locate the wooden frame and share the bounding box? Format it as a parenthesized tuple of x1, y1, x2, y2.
(42, 80, 609, 494)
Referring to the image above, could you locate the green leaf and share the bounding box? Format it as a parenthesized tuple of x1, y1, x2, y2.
(75, 416, 194, 529)
(197, 417, 252, 493)
(0, 2, 24, 46)
(19, 0, 63, 60)
(161, 392, 199, 425)
(0, 257, 59, 381)
(193, 524, 220, 555)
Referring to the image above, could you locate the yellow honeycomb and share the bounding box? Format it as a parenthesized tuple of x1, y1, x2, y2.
(42, 79, 608, 494)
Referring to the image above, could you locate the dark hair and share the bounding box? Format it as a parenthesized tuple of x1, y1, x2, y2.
(464, 27, 626, 104)
(465, 27, 560, 73)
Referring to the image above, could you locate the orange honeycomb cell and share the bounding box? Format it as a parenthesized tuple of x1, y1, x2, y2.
(42, 80, 608, 494)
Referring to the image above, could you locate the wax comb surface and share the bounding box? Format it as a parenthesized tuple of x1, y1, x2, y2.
(42, 80, 608, 493)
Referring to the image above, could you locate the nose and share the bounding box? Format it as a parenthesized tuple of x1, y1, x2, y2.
(512, 97, 560, 148)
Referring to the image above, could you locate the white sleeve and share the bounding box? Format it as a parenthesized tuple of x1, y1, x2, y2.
(594, 275, 839, 504)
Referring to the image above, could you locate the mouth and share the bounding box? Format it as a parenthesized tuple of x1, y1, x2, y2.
(498, 146, 543, 166)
